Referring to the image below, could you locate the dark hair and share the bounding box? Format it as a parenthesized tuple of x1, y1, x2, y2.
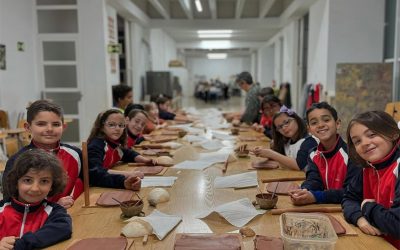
(258, 87, 274, 98)
(271, 111, 307, 154)
(236, 71, 253, 85)
(27, 100, 64, 124)
(155, 97, 169, 106)
(87, 109, 127, 145)
(3, 149, 67, 199)
(261, 95, 282, 109)
(124, 103, 144, 117)
(347, 110, 400, 166)
(127, 109, 148, 120)
(112, 84, 132, 104)
(306, 102, 338, 123)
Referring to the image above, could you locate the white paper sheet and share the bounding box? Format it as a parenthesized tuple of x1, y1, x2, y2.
(172, 160, 214, 170)
(211, 131, 236, 140)
(141, 176, 178, 187)
(184, 134, 208, 143)
(161, 141, 183, 149)
(125, 210, 182, 240)
(198, 139, 225, 151)
(196, 198, 265, 227)
(198, 149, 231, 163)
(214, 171, 258, 189)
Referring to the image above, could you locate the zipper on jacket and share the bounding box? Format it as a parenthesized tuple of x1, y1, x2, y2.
(19, 204, 29, 238)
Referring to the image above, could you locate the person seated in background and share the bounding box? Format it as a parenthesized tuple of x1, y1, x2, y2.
(87, 109, 157, 190)
(288, 102, 360, 205)
(253, 106, 317, 171)
(156, 97, 191, 122)
(231, 71, 260, 125)
(112, 84, 133, 111)
(252, 95, 282, 139)
(125, 109, 147, 147)
(143, 102, 166, 134)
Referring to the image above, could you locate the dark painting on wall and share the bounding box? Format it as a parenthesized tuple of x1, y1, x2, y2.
(334, 63, 392, 137)
(0, 44, 5, 70)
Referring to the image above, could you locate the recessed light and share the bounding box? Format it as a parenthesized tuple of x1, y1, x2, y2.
(207, 53, 227, 59)
(197, 30, 233, 34)
(195, 0, 203, 12)
(198, 34, 232, 38)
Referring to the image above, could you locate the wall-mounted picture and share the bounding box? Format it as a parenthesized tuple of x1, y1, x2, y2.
(0, 44, 5, 70)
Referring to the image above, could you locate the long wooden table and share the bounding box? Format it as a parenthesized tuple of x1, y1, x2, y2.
(47, 129, 395, 250)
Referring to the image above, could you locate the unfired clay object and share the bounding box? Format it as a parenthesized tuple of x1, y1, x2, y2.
(121, 218, 153, 237)
(147, 188, 170, 206)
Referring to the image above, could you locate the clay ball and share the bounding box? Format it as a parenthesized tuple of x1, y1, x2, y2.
(147, 188, 170, 206)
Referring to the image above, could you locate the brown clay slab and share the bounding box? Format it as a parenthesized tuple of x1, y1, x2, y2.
(96, 190, 135, 207)
(67, 237, 128, 250)
(254, 235, 283, 250)
(174, 233, 242, 250)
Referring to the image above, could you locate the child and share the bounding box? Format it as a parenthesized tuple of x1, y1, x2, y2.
(125, 109, 147, 147)
(253, 105, 317, 171)
(252, 95, 282, 139)
(112, 84, 133, 111)
(343, 111, 400, 248)
(87, 109, 155, 187)
(288, 102, 360, 205)
(156, 97, 191, 122)
(143, 102, 165, 134)
(3, 100, 82, 209)
(0, 149, 72, 249)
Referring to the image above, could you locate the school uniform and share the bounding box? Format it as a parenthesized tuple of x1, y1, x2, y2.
(289, 135, 318, 171)
(126, 130, 144, 148)
(342, 143, 400, 248)
(3, 141, 83, 201)
(302, 135, 361, 203)
(159, 109, 176, 120)
(0, 198, 72, 250)
(87, 137, 139, 188)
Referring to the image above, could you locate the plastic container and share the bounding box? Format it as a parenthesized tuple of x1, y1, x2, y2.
(279, 212, 338, 250)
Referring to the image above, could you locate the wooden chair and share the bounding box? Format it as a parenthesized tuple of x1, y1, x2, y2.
(385, 102, 400, 122)
(0, 110, 9, 129)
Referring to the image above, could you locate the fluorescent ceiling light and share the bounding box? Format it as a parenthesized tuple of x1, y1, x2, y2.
(197, 30, 233, 34)
(200, 40, 232, 49)
(198, 34, 232, 38)
(195, 0, 203, 12)
(207, 53, 227, 59)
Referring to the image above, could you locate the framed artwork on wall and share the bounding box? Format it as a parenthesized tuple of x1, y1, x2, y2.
(0, 44, 5, 70)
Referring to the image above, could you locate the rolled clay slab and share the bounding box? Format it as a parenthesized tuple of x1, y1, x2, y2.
(174, 234, 242, 250)
(265, 182, 300, 195)
(67, 237, 127, 250)
(96, 190, 135, 207)
(254, 235, 283, 250)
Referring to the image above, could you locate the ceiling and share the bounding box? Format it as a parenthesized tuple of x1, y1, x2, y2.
(117, 0, 316, 57)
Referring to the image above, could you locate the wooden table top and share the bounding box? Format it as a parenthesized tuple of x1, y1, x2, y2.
(47, 128, 395, 250)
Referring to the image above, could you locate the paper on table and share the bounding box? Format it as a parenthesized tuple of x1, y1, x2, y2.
(208, 123, 230, 130)
(161, 141, 182, 149)
(212, 131, 236, 140)
(141, 176, 178, 187)
(184, 134, 208, 143)
(198, 149, 231, 163)
(196, 198, 265, 227)
(214, 171, 258, 189)
(125, 210, 182, 240)
(198, 140, 224, 151)
(172, 160, 214, 170)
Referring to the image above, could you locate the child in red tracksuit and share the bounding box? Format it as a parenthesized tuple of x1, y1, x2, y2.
(87, 109, 156, 190)
(343, 111, 400, 249)
(3, 100, 82, 209)
(289, 102, 360, 205)
(0, 149, 71, 250)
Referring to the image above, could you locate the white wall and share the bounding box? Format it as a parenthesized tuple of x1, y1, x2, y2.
(308, 0, 384, 94)
(257, 45, 275, 87)
(149, 29, 177, 71)
(0, 0, 38, 127)
(307, 0, 329, 88)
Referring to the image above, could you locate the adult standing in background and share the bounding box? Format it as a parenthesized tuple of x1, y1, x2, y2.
(236, 71, 260, 124)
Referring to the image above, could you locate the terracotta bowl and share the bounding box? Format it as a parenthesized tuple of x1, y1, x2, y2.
(120, 200, 144, 217)
(231, 128, 239, 135)
(255, 193, 278, 209)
